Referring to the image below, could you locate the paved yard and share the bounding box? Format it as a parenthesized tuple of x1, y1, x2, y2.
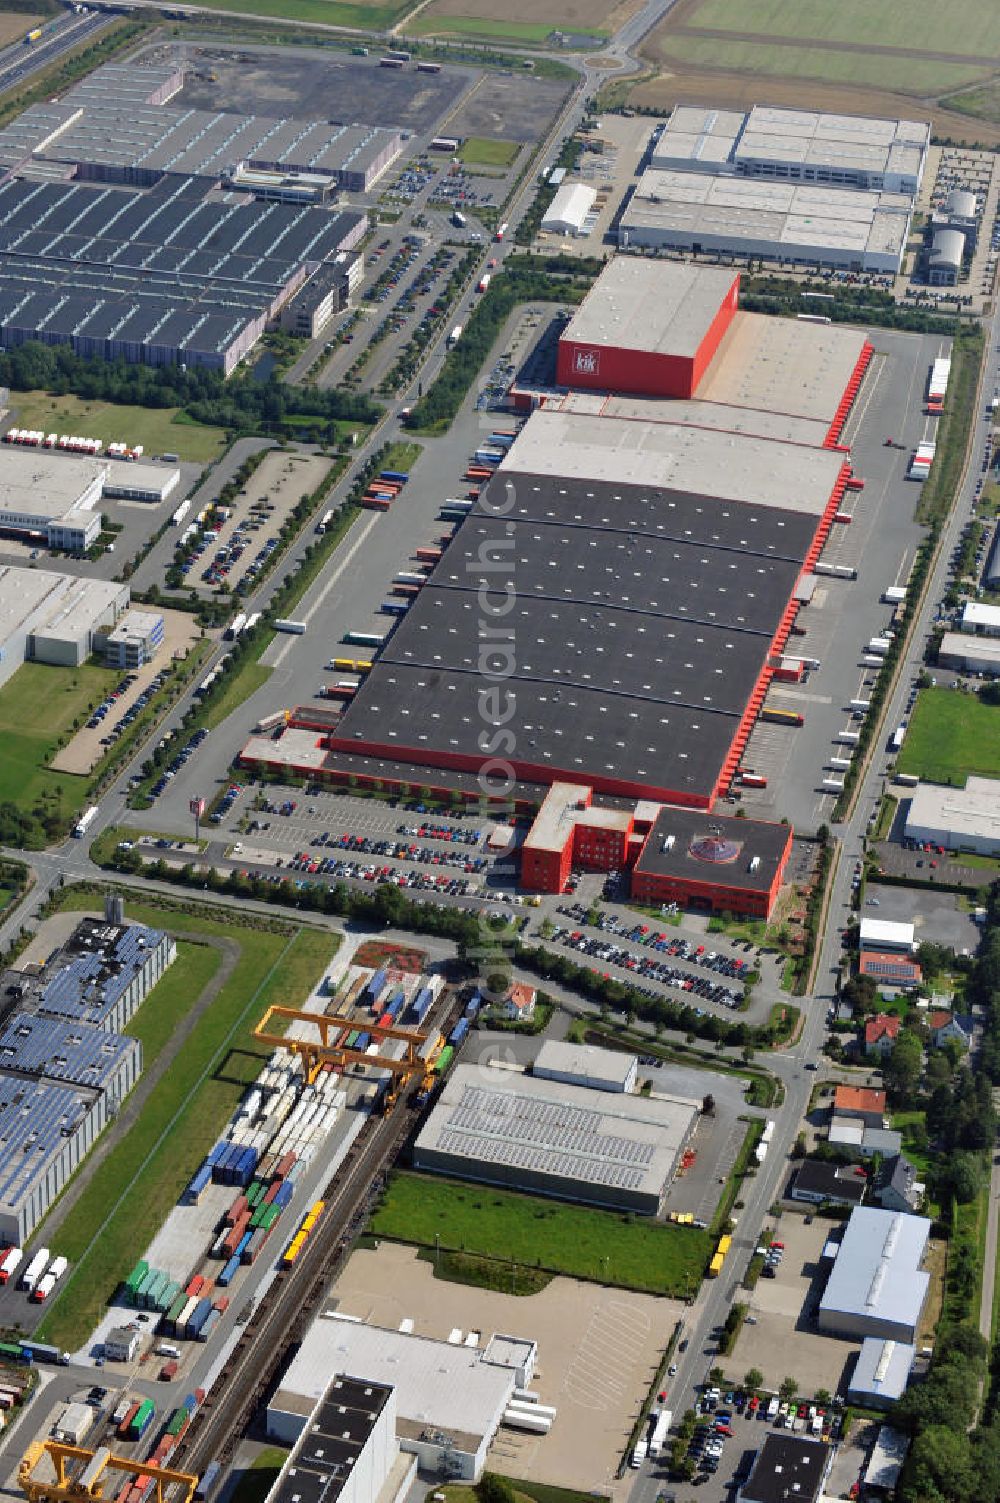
(718, 1213, 859, 1399)
(330, 1240, 679, 1498)
(864, 882, 982, 954)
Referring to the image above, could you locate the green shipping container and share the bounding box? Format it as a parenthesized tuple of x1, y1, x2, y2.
(168, 1294, 188, 1325)
(136, 1269, 157, 1305)
(246, 1182, 265, 1208)
(434, 1045, 454, 1075)
(259, 1205, 280, 1231)
(125, 1260, 149, 1294)
(167, 1408, 188, 1437)
(160, 1281, 181, 1313)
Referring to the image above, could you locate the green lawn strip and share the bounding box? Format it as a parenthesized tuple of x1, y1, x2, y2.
(0, 661, 118, 814)
(185, 0, 408, 24)
(417, 1245, 552, 1295)
(371, 1170, 708, 1296)
(410, 15, 567, 41)
(228, 1448, 291, 1503)
(10, 391, 225, 463)
(897, 688, 1000, 784)
(122, 940, 220, 1059)
(0, 887, 14, 912)
(36, 917, 334, 1349)
(201, 661, 274, 733)
(457, 137, 521, 167)
(889, 1110, 933, 1177)
(90, 827, 207, 867)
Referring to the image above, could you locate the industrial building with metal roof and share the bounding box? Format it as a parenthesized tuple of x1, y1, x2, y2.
(848, 1338, 916, 1406)
(818, 1207, 931, 1343)
(268, 1316, 531, 1480)
(540, 181, 597, 237)
(631, 807, 793, 918)
(619, 170, 912, 273)
(533, 1039, 639, 1094)
(0, 173, 364, 373)
(0, 904, 171, 1244)
(652, 104, 929, 196)
(413, 1061, 699, 1214)
(904, 776, 1000, 856)
(0, 450, 180, 551)
(0, 61, 401, 192)
(0, 566, 128, 688)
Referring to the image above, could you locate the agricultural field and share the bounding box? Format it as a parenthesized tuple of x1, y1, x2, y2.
(35, 895, 336, 1350)
(10, 391, 226, 463)
(0, 661, 120, 828)
(458, 136, 521, 167)
(408, 0, 645, 43)
(371, 1170, 709, 1296)
(0, 14, 43, 47)
(897, 688, 1000, 785)
(637, 0, 1000, 138)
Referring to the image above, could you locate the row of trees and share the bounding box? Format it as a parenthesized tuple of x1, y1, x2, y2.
(0, 342, 380, 442)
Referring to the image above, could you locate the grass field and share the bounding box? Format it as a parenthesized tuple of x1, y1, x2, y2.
(179, 0, 409, 25)
(897, 688, 1000, 786)
(458, 136, 521, 167)
(36, 898, 335, 1350)
(407, 0, 638, 41)
(0, 661, 119, 820)
(11, 392, 226, 464)
(648, 34, 987, 93)
(201, 662, 273, 733)
(371, 1171, 709, 1296)
(677, 0, 1000, 58)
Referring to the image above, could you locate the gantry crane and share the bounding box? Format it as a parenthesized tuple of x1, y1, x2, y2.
(20, 1443, 197, 1503)
(253, 1006, 429, 1106)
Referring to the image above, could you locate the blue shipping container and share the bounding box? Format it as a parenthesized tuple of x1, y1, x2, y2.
(411, 988, 433, 1024)
(449, 1017, 470, 1046)
(379, 470, 409, 483)
(273, 1182, 294, 1209)
(464, 992, 481, 1018)
(183, 1392, 199, 1415)
(355, 1031, 370, 1050)
(235, 1231, 253, 1259)
(200, 1309, 220, 1342)
(217, 1256, 241, 1288)
(381, 601, 408, 615)
(207, 1142, 228, 1167)
(366, 968, 387, 1001)
(383, 990, 405, 1021)
(187, 1300, 212, 1338)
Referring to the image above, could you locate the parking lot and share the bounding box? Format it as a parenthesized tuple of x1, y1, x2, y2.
(446, 71, 570, 144)
(175, 451, 332, 597)
(862, 881, 983, 953)
(51, 610, 202, 775)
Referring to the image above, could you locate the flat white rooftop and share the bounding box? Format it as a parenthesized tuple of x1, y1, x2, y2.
(241, 726, 330, 771)
(561, 257, 737, 359)
(274, 1317, 514, 1444)
(558, 389, 829, 448)
(905, 776, 1000, 845)
(0, 565, 71, 640)
(500, 406, 844, 515)
(737, 105, 928, 182)
(939, 631, 1000, 666)
(0, 449, 105, 514)
(624, 169, 910, 260)
(961, 601, 1000, 632)
(534, 1038, 638, 1089)
(698, 310, 868, 424)
(859, 917, 915, 950)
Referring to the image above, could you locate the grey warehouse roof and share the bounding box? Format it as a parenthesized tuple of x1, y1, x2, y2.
(0, 175, 363, 368)
(849, 1337, 915, 1403)
(414, 1062, 698, 1199)
(633, 806, 790, 893)
(820, 1207, 930, 1332)
(533, 1039, 638, 1089)
(560, 256, 737, 358)
(742, 1434, 830, 1503)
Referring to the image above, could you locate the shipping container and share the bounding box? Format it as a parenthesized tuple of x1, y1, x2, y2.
(130, 1401, 155, 1440)
(449, 1017, 470, 1046)
(217, 1256, 241, 1288)
(760, 707, 804, 727)
(20, 1249, 49, 1293)
(0, 1248, 23, 1284)
(119, 1403, 141, 1438)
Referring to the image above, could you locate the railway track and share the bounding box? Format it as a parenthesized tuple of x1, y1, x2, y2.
(174, 1091, 420, 1475)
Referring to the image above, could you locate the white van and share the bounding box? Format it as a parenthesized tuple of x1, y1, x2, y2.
(156, 1342, 181, 1359)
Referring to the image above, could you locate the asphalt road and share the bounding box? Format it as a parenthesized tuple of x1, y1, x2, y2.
(0, 11, 112, 95)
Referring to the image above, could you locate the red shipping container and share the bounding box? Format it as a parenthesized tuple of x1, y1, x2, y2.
(263, 1182, 280, 1206)
(275, 1152, 296, 1179)
(213, 1295, 230, 1314)
(225, 1196, 247, 1227)
(159, 1361, 178, 1382)
(186, 1275, 203, 1297)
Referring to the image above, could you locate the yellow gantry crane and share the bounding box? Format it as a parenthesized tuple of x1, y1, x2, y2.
(20, 1443, 197, 1503)
(253, 1006, 428, 1103)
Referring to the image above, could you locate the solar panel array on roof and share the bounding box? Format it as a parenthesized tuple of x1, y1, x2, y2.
(38, 921, 163, 1027)
(0, 1012, 135, 1087)
(0, 175, 363, 370)
(439, 1082, 658, 1190)
(0, 1077, 91, 1210)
